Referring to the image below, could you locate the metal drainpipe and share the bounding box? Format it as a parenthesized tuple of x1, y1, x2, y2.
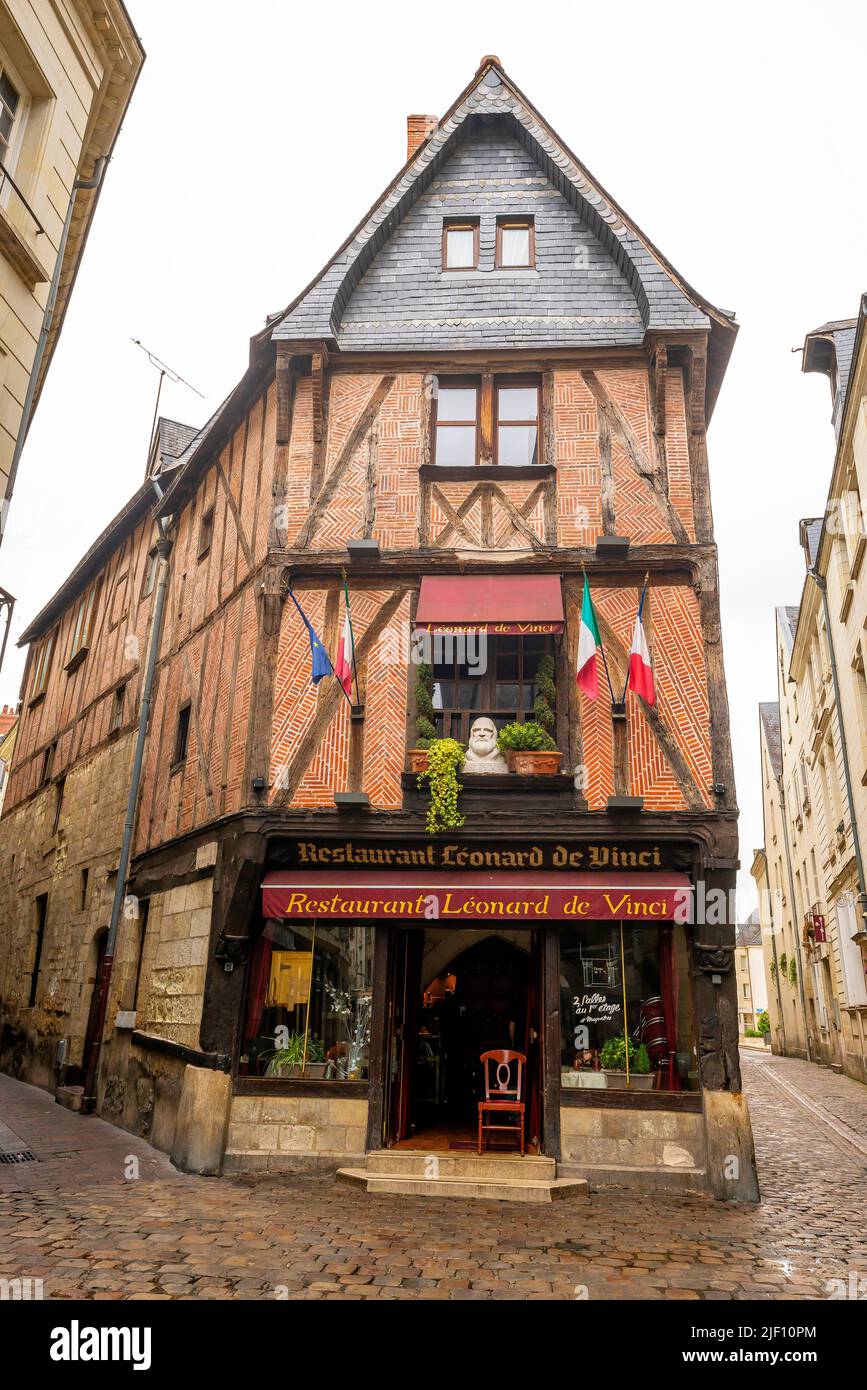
(1, 157, 109, 547)
(812, 569, 867, 923)
(778, 780, 813, 1060)
(81, 484, 171, 1113)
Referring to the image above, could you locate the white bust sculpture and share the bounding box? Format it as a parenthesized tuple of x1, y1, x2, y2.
(463, 716, 509, 774)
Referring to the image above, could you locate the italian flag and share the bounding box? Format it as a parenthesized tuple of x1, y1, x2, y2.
(576, 577, 602, 699)
(334, 585, 354, 698)
(627, 584, 656, 706)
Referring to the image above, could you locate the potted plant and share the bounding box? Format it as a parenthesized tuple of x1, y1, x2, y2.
(497, 720, 561, 776)
(407, 662, 437, 773)
(600, 1036, 655, 1090)
(417, 737, 465, 835)
(263, 1031, 327, 1078)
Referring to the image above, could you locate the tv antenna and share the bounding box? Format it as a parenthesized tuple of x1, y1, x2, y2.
(131, 338, 205, 469)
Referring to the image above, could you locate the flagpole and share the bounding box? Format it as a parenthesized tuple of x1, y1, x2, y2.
(620, 572, 650, 704)
(286, 583, 354, 708)
(341, 568, 362, 707)
(581, 562, 616, 704)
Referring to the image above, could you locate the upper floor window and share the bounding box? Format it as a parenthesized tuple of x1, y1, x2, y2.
(0, 69, 21, 171)
(29, 630, 54, 702)
(497, 217, 534, 268)
(432, 634, 554, 743)
(496, 380, 540, 465)
(434, 381, 478, 465)
(442, 219, 479, 270)
(172, 702, 191, 770)
(198, 506, 214, 560)
(433, 376, 541, 467)
(66, 583, 97, 669)
(141, 546, 159, 600)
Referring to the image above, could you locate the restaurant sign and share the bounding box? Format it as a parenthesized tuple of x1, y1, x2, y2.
(261, 870, 692, 924)
(287, 839, 674, 872)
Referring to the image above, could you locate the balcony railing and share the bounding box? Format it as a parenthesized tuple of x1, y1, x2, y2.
(0, 156, 45, 239)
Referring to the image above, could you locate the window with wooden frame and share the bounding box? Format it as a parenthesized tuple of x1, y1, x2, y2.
(141, 546, 159, 600)
(433, 379, 479, 466)
(65, 582, 98, 669)
(172, 702, 191, 770)
(198, 506, 214, 560)
(495, 378, 540, 466)
(110, 683, 126, 735)
(29, 893, 48, 1008)
(433, 375, 543, 468)
(432, 634, 554, 743)
(28, 630, 54, 703)
(442, 218, 479, 270)
(40, 740, 56, 786)
(496, 216, 535, 268)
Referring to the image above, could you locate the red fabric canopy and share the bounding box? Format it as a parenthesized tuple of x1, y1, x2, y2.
(262, 869, 691, 924)
(415, 574, 564, 634)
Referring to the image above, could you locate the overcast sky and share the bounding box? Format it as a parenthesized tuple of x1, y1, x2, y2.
(1, 0, 864, 910)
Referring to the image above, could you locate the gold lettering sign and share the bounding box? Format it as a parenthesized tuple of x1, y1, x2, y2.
(293, 840, 663, 871)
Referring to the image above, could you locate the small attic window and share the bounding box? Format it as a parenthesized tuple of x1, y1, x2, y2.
(497, 217, 534, 268)
(442, 219, 479, 271)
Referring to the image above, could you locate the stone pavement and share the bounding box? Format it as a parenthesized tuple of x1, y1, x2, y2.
(0, 1052, 865, 1300)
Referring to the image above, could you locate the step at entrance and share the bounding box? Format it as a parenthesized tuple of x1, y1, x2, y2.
(337, 1150, 588, 1204)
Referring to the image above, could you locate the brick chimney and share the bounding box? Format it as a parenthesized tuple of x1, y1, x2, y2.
(407, 114, 438, 160)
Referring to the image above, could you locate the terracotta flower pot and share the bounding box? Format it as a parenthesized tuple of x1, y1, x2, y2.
(511, 749, 562, 776)
(407, 748, 429, 773)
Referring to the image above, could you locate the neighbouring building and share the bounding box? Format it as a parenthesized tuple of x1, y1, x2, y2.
(753, 301, 867, 1084)
(0, 2, 144, 547)
(0, 57, 757, 1201)
(734, 911, 767, 1036)
(0, 701, 16, 812)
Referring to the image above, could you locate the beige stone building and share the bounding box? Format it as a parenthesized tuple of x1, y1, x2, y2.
(753, 300, 867, 1084)
(734, 912, 767, 1036)
(0, 2, 144, 546)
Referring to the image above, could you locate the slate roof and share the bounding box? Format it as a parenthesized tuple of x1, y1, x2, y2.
(736, 916, 762, 948)
(273, 57, 736, 409)
(799, 518, 824, 569)
(777, 603, 800, 648)
(802, 317, 858, 439)
(759, 702, 782, 779)
(154, 418, 199, 474)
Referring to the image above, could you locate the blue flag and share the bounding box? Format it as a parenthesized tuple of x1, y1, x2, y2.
(287, 588, 333, 685)
(307, 621, 332, 685)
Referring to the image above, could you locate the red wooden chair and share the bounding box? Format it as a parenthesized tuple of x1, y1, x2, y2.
(478, 1050, 526, 1156)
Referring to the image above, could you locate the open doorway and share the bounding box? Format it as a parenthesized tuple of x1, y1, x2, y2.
(384, 927, 543, 1153)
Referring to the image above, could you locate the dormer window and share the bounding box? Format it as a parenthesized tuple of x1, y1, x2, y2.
(442, 219, 479, 271)
(497, 217, 534, 268)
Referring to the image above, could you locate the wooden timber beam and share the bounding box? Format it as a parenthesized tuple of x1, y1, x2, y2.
(272, 586, 411, 807)
(582, 369, 689, 546)
(294, 375, 396, 549)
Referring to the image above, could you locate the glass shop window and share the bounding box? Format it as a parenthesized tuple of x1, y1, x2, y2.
(559, 923, 697, 1092)
(241, 919, 373, 1080)
(432, 632, 553, 742)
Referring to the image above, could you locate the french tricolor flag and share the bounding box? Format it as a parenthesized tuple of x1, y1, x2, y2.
(627, 580, 656, 706)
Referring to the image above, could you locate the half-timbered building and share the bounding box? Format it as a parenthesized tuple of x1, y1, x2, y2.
(0, 57, 757, 1200)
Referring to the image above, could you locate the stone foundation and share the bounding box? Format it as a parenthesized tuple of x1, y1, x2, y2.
(223, 1094, 369, 1174)
(558, 1104, 708, 1194)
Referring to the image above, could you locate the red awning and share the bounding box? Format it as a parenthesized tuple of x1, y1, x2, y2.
(262, 870, 692, 924)
(415, 575, 564, 635)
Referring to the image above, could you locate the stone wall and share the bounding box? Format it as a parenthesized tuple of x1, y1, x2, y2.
(0, 731, 135, 1089)
(223, 1094, 369, 1174)
(558, 1105, 707, 1193)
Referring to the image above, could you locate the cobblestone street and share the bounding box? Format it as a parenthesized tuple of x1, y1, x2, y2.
(1, 1052, 865, 1301)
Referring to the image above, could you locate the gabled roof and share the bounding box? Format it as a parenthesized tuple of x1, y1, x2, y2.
(150, 418, 199, 476)
(759, 702, 782, 779)
(736, 916, 762, 948)
(777, 603, 800, 648)
(273, 56, 736, 415)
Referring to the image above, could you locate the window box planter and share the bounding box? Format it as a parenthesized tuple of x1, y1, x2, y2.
(603, 1070, 655, 1091)
(511, 749, 562, 776)
(407, 748, 429, 774)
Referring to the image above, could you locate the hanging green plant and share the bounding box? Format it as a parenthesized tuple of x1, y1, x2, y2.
(769, 959, 778, 981)
(779, 952, 787, 979)
(533, 653, 557, 733)
(788, 956, 798, 986)
(414, 662, 437, 748)
(417, 737, 465, 835)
